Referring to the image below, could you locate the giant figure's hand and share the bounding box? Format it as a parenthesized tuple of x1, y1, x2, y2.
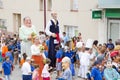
(52, 33, 57, 38)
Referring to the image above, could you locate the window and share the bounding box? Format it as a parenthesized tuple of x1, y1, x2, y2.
(71, 0, 78, 11)
(13, 13, 21, 33)
(0, 0, 3, 9)
(47, 0, 52, 11)
(64, 25, 78, 38)
(0, 19, 7, 30)
(40, 0, 43, 11)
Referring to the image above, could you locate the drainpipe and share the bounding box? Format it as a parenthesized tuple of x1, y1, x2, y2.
(44, 0, 46, 31)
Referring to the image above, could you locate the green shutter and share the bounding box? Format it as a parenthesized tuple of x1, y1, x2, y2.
(92, 10, 102, 19)
(105, 9, 120, 18)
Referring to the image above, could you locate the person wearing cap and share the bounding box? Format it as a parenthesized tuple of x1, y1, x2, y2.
(21, 57, 32, 80)
(45, 12, 61, 68)
(80, 39, 94, 79)
(76, 41, 84, 77)
(110, 51, 119, 72)
(58, 57, 72, 80)
(91, 60, 102, 80)
(104, 61, 120, 80)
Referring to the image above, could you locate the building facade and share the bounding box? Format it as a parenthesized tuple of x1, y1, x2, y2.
(96, 0, 120, 44)
(1, 0, 119, 43)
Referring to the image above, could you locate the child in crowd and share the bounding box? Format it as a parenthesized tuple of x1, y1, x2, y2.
(55, 45, 63, 78)
(41, 58, 52, 80)
(58, 57, 72, 80)
(2, 56, 12, 80)
(91, 60, 102, 80)
(65, 46, 75, 78)
(30, 59, 35, 79)
(6, 48, 14, 71)
(32, 64, 40, 80)
(21, 57, 32, 80)
(80, 39, 94, 79)
(76, 42, 83, 77)
(6, 48, 13, 63)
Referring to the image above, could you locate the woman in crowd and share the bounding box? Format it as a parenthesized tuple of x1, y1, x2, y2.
(31, 36, 46, 80)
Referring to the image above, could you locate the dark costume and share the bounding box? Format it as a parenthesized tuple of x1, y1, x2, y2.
(48, 20, 60, 67)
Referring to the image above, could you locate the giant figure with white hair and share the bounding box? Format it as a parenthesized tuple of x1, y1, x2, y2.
(45, 12, 60, 68)
(19, 17, 37, 57)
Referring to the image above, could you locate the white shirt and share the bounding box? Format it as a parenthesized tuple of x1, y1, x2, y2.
(31, 44, 46, 58)
(21, 62, 31, 75)
(45, 19, 62, 38)
(31, 44, 40, 55)
(41, 64, 50, 77)
(80, 51, 91, 66)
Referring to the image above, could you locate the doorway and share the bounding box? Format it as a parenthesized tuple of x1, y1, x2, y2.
(13, 13, 21, 34)
(108, 19, 120, 43)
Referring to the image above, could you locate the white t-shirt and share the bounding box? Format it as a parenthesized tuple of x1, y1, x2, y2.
(31, 44, 46, 59)
(80, 51, 91, 66)
(31, 44, 40, 55)
(21, 62, 31, 75)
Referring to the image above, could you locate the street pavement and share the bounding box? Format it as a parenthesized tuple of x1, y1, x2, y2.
(0, 63, 83, 80)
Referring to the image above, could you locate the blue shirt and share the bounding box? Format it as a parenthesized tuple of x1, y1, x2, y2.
(44, 50, 48, 58)
(63, 36, 69, 45)
(16, 42, 21, 52)
(8, 45, 15, 51)
(6, 52, 14, 63)
(56, 49, 63, 59)
(46, 39, 49, 49)
(91, 67, 102, 80)
(31, 65, 35, 72)
(65, 51, 75, 63)
(2, 61, 12, 75)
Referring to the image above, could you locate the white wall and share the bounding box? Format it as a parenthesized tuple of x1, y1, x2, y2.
(0, 0, 105, 42)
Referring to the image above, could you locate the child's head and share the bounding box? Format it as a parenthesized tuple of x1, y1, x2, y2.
(23, 53, 27, 60)
(76, 42, 83, 51)
(44, 58, 51, 64)
(34, 64, 40, 69)
(26, 57, 31, 63)
(5, 56, 9, 61)
(93, 60, 101, 68)
(110, 51, 118, 62)
(8, 47, 12, 52)
(62, 57, 71, 70)
(31, 59, 35, 65)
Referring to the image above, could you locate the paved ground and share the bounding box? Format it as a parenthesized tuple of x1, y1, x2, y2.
(0, 63, 83, 80)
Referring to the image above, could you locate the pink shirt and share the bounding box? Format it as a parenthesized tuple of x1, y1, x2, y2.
(32, 69, 39, 80)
